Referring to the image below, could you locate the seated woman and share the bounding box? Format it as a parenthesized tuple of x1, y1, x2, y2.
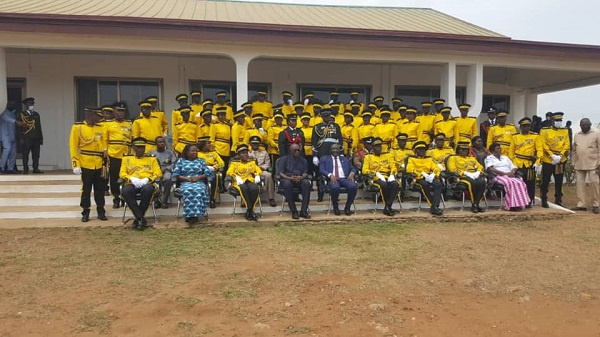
(485, 143, 531, 211)
(469, 136, 490, 167)
(226, 144, 262, 221)
(172, 144, 214, 225)
(197, 137, 225, 209)
(446, 141, 486, 213)
(405, 141, 444, 216)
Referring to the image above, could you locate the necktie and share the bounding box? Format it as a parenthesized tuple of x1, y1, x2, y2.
(334, 156, 339, 178)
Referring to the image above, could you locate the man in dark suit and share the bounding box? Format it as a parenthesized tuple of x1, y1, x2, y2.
(319, 144, 357, 216)
(479, 106, 496, 148)
(277, 143, 311, 219)
(18, 97, 44, 174)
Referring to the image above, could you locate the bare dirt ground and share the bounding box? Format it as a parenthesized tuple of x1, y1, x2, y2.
(1, 185, 599, 337)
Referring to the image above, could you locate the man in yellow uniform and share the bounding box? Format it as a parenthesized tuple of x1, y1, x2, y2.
(432, 98, 446, 123)
(231, 110, 247, 153)
(120, 137, 163, 230)
(172, 106, 197, 155)
(330, 103, 345, 126)
(281, 91, 295, 116)
(398, 107, 420, 150)
(252, 91, 273, 119)
(446, 141, 486, 213)
(539, 112, 570, 207)
(70, 107, 109, 222)
(132, 101, 163, 153)
(312, 103, 323, 125)
(373, 108, 397, 153)
(326, 91, 341, 109)
(392, 133, 413, 172)
(395, 104, 408, 126)
(454, 103, 477, 145)
(434, 107, 457, 148)
(345, 91, 363, 113)
(427, 133, 455, 170)
(267, 111, 286, 171)
(486, 111, 517, 156)
(105, 104, 132, 208)
(227, 144, 262, 221)
(196, 109, 213, 140)
(145, 96, 168, 134)
(197, 136, 225, 208)
(210, 108, 232, 191)
(212, 91, 233, 122)
(390, 98, 403, 121)
(171, 93, 189, 127)
(303, 93, 315, 117)
(190, 91, 203, 118)
(417, 102, 436, 144)
(240, 102, 254, 129)
(362, 137, 399, 216)
(244, 114, 268, 149)
(349, 103, 363, 128)
(341, 112, 359, 157)
(357, 111, 375, 151)
(406, 141, 443, 216)
(510, 117, 543, 206)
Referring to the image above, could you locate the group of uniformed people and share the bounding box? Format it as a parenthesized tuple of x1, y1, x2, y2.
(69, 89, 571, 223)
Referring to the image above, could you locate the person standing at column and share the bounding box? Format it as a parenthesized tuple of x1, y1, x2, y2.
(539, 112, 570, 207)
(132, 101, 163, 153)
(18, 97, 44, 174)
(571, 118, 600, 213)
(105, 104, 132, 208)
(0, 101, 23, 173)
(69, 107, 108, 222)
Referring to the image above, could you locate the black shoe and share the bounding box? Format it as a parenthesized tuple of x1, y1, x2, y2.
(387, 207, 396, 216)
(112, 197, 120, 209)
(22, 170, 29, 175)
(132, 219, 140, 229)
(300, 211, 311, 219)
(209, 200, 216, 209)
(477, 206, 486, 213)
(291, 211, 300, 220)
(317, 193, 324, 202)
(593, 207, 599, 214)
(81, 211, 90, 222)
(333, 207, 341, 216)
(32, 169, 43, 174)
(140, 218, 148, 229)
(430, 207, 443, 216)
(382, 208, 390, 216)
(344, 207, 352, 216)
(98, 212, 108, 221)
(541, 199, 549, 208)
(555, 200, 563, 207)
(134, 218, 144, 230)
(525, 204, 532, 209)
(250, 212, 259, 221)
(470, 205, 479, 213)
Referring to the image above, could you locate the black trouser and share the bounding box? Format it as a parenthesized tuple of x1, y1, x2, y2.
(373, 179, 400, 208)
(517, 167, 536, 203)
(460, 177, 486, 206)
(80, 167, 106, 214)
(210, 173, 219, 202)
(280, 178, 311, 213)
(220, 155, 230, 190)
(329, 178, 358, 210)
(22, 138, 41, 172)
(541, 162, 564, 202)
(270, 154, 279, 178)
(238, 182, 259, 212)
(122, 184, 156, 219)
(108, 157, 122, 198)
(304, 155, 315, 181)
(415, 179, 443, 208)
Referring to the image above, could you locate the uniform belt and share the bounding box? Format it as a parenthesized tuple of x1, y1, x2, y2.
(323, 138, 338, 143)
(215, 138, 230, 144)
(146, 140, 156, 145)
(497, 141, 510, 146)
(80, 150, 104, 157)
(459, 133, 472, 138)
(180, 139, 196, 145)
(515, 154, 533, 161)
(108, 140, 130, 145)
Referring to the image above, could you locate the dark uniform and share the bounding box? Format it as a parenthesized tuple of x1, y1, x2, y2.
(278, 114, 305, 157)
(18, 97, 44, 174)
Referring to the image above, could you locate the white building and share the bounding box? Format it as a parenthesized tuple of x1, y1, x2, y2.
(1, 0, 599, 169)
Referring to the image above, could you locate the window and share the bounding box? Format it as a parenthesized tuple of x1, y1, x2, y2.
(189, 80, 271, 108)
(75, 78, 161, 121)
(482, 95, 510, 113)
(298, 85, 371, 105)
(394, 86, 466, 109)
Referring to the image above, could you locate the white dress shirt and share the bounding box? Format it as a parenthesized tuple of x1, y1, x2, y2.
(485, 154, 517, 173)
(329, 155, 346, 179)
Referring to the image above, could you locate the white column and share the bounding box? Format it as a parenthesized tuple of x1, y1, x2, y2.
(0, 48, 6, 109)
(231, 53, 255, 109)
(526, 92, 538, 118)
(440, 62, 458, 111)
(466, 63, 484, 115)
(510, 90, 527, 124)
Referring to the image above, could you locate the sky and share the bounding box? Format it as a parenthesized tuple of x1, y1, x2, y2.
(247, 0, 600, 128)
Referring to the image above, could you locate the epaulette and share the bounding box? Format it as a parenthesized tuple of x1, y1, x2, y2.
(530, 131, 538, 135)
(151, 115, 158, 118)
(145, 154, 156, 157)
(74, 121, 84, 125)
(507, 123, 514, 126)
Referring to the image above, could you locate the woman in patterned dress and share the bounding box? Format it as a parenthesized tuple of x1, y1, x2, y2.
(485, 143, 531, 211)
(173, 144, 213, 225)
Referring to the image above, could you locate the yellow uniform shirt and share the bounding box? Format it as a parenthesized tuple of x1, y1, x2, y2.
(510, 132, 543, 168)
(69, 121, 108, 170)
(132, 116, 163, 153)
(226, 159, 262, 186)
(198, 150, 225, 170)
(139, 110, 168, 135)
(417, 115, 436, 143)
(231, 122, 247, 153)
(190, 104, 203, 119)
(487, 124, 517, 156)
(119, 154, 162, 184)
(173, 121, 198, 154)
(212, 104, 234, 122)
(301, 126, 314, 156)
(282, 103, 295, 117)
(373, 121, 398, 153)
(398, 121, 420, 150)
(539, 127, 570, 164)
(267, 123, 285, 155)
(104, 119, 132, 159)
(341, 123, 359, 156)
(446, 155, 484, 176)
(244, 127, 268, 149)
(426, 147, 455, 169)
(392, 148, 413, 172)
(252, 101, 273, 119)
(362, 152, 397, 179)
(209, 121, 232, 157)
(406, 156, 441, 179)
(196, 122, 212, 140)
(455, 116, 478, 144)
(434, 119, 457, 147)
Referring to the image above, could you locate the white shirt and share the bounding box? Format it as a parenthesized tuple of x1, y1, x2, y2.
(485, 154, 516, 173)
(329, 155, 346, 179)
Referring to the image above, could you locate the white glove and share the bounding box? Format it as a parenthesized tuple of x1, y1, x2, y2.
(437, 163, 445, 171)
(259, 128, 265, 135)
(196, 112, 202, 118)
(235, 176, 244, 185)
(141, 178, 149, 186)
(421, 172, 428, 179)
(207, 165, 215, 172)
(254, 175, 261, 184)
(472, 171, 481, 179)
(400, 163, 405, 169)
(375, 172, 385, 181)
(72, 167, 81, 175)
(534, 163, 542, 175)
(130, 177, 140, 187)
(313, 156, 319, 166)
(388, 174, 395, 182)
(464, 172, 473, 180)
(425, 173, 435, 183)
(551, 154, 562, 165)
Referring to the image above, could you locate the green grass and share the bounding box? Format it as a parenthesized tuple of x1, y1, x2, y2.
(75, 310, 114, 334)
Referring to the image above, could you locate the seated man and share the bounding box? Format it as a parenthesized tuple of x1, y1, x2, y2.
(319, 144, 358, 215)
(446, 141, 486, 213)
(148, 136, 176, 208)
(248, 136, 277, 207)
(362, 137, 399, 216)
(120, 137, 163, 229)
(226, 144, 262, 221)
(277, 143, 311, 219)
(197, 137, 225, 208)
(406, 141, 443, 216)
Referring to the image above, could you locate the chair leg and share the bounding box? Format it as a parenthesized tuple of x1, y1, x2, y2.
(257, 197, 263, 217)
(280, 197, 285, 215)
(483, 192, 489, 208)
(440, 194, 446, 209)
(417, 194, 421, 212)
(232, 197, 237, 216)
(176, 198, 181, 219)
(372, 193, 378, 213)
(327, 194, 332, 215)
(461, 192, 465, 211)
(152, 202, 159, 224)
(499, 192, 504, 210)
(122, 203, 127, 223)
